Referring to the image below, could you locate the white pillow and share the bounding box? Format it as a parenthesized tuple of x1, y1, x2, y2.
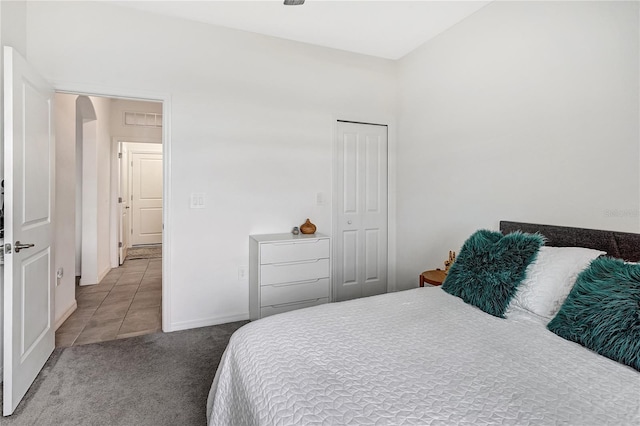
(509, 246, 606, 319)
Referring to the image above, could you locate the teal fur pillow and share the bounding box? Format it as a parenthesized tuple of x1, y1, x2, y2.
(442, 230, 544, 318)
(547, 257, 640, 371)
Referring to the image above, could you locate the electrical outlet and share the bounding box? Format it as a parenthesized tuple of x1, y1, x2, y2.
(238, 266, 248, 281)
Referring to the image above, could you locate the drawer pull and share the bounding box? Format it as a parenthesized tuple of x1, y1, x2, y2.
(271, 279, 321, 288)
(270, 298, 322, 309)
(271, 240, 321, 246)
(269, 259, 321, 267)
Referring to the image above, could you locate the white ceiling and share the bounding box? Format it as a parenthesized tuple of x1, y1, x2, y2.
(115, 0, 491, 60)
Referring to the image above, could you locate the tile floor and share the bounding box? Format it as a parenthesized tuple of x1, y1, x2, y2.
(55, 258, 162, 347)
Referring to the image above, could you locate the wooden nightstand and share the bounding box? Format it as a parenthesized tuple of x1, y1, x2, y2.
(419, 269, 447, 287)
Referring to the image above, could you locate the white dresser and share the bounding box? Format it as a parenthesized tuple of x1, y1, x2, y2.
(249, 233, 330, 320)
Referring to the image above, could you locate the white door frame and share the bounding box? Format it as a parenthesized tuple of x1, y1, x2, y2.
(331, 115, 397, 297)
(110, 137, 161, 267)
(115, 139, 129, 265)
(56, 84, 173, 332)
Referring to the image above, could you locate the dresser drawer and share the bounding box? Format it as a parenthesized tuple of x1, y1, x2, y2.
(260, 238, 329, 264)
(261, 278, 330, 307)
(260, 258, 329, 286)
(260, 297, 329, 318)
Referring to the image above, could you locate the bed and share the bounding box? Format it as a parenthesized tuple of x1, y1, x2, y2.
(207, 222, 640, 425)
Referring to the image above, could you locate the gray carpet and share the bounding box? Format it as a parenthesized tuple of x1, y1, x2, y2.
(2, 321, 247, 425)
(125, 245, 162, 260)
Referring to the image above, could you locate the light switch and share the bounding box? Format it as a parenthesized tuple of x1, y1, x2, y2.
(190, 193, 206, 209)
(316, 192, 327, 206)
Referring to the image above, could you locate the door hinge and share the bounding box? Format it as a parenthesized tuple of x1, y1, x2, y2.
(118, 152, 122, 159)
(119, 242, 123, 248)
(118, 197, 123, 203)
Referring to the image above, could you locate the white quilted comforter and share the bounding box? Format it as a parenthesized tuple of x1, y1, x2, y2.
(207, 288, 640, 425)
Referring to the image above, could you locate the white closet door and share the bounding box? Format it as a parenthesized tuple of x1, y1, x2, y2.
(334, 121, 388, 301)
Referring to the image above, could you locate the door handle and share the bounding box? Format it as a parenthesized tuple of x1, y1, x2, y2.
(14, 241, 35, 253)
(347, 220, 352, 225)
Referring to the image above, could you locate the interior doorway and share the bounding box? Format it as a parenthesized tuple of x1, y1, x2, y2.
(2, 49, 172, 415)
(116, 141, 163, 264)
(54, 93, 165, 347)
(121, 143, 163, 252)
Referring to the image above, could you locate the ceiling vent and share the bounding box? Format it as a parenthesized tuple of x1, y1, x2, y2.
(124, 111, 162, 128)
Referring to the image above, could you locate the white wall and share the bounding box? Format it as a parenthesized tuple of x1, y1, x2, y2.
(94, 96, 113, 282)
(54, 93, 77, 327)
(396, 1, 640, 289)
(110, 98, 162, 142)
(76, 94, 112, 286)
(26, 1, 397, 329)
(77, 97, 99, 286)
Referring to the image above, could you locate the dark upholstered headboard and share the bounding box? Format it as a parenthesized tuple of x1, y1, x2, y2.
(500, 221, 640, 262)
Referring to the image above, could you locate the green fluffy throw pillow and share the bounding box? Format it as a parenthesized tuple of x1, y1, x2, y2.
(442, 230, 544, 318)
(547, 257, 640, 371)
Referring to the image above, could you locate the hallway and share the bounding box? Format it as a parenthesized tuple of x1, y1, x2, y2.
(55, 258, 162, 347)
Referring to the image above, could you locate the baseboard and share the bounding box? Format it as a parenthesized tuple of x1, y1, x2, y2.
(98, 265, 111, 283)
(55, 300, 78, 330)
(80, 266, 112, 286)
(167, 313, 249, 332)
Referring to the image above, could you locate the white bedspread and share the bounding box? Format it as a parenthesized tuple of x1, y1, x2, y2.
(207, 288, 640, 425)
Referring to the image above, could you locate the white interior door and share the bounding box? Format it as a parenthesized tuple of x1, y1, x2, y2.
(131, 151, 162, 246)
(3, 47, 55, 416)
(118, 144, 129, 263)
(334, 121, 388, 302)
